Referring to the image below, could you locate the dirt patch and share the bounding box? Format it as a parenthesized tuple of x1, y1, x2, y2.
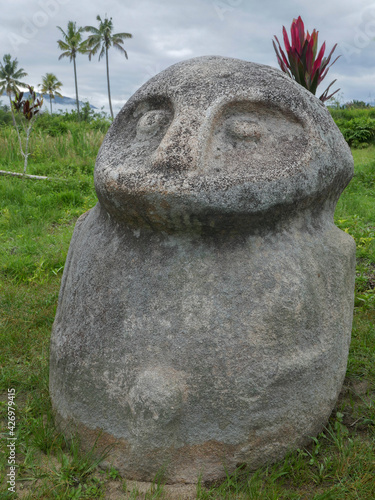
(103, 479, 197, 500)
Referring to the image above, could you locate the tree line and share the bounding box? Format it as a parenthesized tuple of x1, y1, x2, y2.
(0, 15, 132, 120)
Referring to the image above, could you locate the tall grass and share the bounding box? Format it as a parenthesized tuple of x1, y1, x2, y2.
(329, 107, 375, 121)
(0, 126, 106, 177)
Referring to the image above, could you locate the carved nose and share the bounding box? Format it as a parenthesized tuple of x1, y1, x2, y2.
(151, 116, 198, 172)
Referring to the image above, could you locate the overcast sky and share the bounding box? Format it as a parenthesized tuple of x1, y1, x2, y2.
(1, 0, 375, 116)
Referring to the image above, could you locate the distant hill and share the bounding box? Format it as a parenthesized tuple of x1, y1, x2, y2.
(1, 92, 97, 109)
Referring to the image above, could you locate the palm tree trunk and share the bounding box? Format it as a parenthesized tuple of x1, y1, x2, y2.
(50, 94, 52, 114)
(73, 55, 80, 120)
(106, 46, 114, 120)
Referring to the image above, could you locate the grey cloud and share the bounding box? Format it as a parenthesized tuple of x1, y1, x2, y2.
(1, 0, 374, 114)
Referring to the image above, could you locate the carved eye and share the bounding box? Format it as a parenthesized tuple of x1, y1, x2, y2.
(136, 110, 171, 139)
(225, 118, 263, 142)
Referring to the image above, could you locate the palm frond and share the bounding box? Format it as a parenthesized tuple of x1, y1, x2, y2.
(114, 32, 132, 39)
(99, 45, 106, 61)
(57, 40, 69, 50)
(84, 25, 100, 35)
(87, 40, 102, 60)
(113, 43, 128, 58)
(56, 25, 67, 38)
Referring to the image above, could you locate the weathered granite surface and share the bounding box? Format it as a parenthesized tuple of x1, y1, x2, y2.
(50, 56, 356, 484)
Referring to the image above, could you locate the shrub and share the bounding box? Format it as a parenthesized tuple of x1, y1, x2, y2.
(335, 117, 375, 148)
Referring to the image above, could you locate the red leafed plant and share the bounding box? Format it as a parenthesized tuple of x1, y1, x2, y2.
(13, 85, 43, 120)
(12, 85, 43, 175)
(273, 16, 340, 102)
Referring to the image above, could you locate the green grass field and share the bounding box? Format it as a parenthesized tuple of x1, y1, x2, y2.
(0, 118, 374, 499)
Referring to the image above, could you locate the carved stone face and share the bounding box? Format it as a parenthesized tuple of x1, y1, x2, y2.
(95, 56, 352, 232)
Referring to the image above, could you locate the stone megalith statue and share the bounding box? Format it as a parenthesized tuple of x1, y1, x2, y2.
(50, 56, 356, 484)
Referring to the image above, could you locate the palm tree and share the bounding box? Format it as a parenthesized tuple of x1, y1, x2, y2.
(39, 73, 63, 114)
(84, 15, 132, 119)
(57, 21, 87, 118)
(0, 54, 28, 125)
